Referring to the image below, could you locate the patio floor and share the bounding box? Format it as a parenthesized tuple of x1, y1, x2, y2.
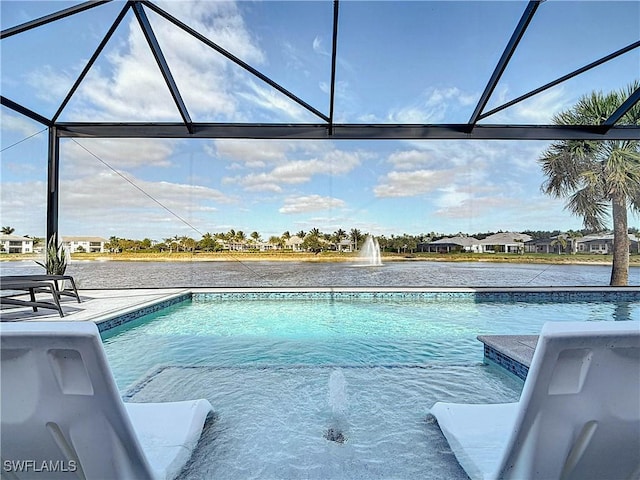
(0, 288, 187, 323)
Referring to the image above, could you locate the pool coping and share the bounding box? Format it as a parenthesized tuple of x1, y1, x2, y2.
(93, 289, 192, 333)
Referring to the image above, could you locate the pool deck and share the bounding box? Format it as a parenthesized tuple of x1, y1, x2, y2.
(0, 288, 189, 323)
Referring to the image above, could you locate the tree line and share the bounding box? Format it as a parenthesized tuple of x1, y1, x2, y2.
(101, 227, 637, 255)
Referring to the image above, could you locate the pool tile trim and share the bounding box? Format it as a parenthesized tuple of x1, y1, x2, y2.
(96, 287, 640, 334)
(95, 291, 191, 333)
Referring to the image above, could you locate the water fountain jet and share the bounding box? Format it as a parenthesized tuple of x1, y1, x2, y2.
(325, 369, 348, 443)
(357, 235, 382, 266)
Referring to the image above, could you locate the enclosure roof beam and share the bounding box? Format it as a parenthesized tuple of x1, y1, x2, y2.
(602, 86, 640, 130)
(0, 1, 111, 39)
(479, 40, 640, 121)
(53, 1, 132, 123)
(141, 0, 329, 123)
(54, 123, 640, 141)
(1, 96, 53, 127)
(132, 2, 193, 134)
(468, 0, 541, 126)
(328, 0, 340, 135)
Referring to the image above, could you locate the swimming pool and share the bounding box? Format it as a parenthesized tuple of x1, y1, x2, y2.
(101, 291, 639, 479)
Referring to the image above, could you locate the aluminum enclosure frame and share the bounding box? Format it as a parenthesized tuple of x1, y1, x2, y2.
(1, 0, 639, 243)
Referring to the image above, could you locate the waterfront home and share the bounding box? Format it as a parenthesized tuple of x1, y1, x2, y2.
(62, 236, 108, 254)
(479, 232, 532, 254)
(576, 233, 640, 255)
(525, 235, 574, 254)
(284, 235, 305, 252)
(0, 234, 33, 254)
(417, 236, 481, 253)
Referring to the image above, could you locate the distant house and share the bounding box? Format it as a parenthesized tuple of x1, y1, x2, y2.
(525, 235, 574, 254)
(62, 236, 108, 253)
(284, 235, 304, 252)
(0, 234, 34, 254)
(335, 239, 353, 252)
(256, 241, 276, 251)
(575, 233, 639, 254)
(479, 232, 532, 254)
(418, 236, 480, 253)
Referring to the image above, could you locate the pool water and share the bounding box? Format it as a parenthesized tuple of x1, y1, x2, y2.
(101, 295, 638, 479)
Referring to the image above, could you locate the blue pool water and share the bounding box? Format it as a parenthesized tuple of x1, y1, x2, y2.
(101, 293, 638, 480)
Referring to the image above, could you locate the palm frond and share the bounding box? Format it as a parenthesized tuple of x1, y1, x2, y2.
(566, 188, 609, 231)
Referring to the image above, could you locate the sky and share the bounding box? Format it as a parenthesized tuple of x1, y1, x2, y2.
(1, 0, 639, 242)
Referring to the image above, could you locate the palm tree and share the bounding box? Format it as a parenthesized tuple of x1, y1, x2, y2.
(538, 82, 640, 286)
(550, 235, 567, 255)
(268, 235, 284, 249)
(350, 228, 362, 250)
(565, 230, 583, 254)
(1, 226, 15, 235)
(250, 231, 262, 244)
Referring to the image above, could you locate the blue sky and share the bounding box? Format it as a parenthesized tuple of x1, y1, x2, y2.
(1, 1, 639, 242)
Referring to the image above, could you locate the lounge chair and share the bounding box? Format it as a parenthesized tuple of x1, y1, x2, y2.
(0, 279, 64, 317)
(1, 321, 213, 480)
(1, 274, 81, 303)
(430, 320, 640, 480)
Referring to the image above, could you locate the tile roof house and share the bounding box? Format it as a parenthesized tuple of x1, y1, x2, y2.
(479, 232, 532, 254)
(524, 235, 573, 254)
(417, 236, 481, 253)
(284, 235, 304, 252)
(575, 233, 640, 254)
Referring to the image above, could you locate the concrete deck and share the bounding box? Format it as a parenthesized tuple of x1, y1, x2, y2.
(0, 288, 188, 323)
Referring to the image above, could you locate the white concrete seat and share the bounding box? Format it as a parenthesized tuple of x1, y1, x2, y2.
(430, 320, 640, 480)
(1, 321, 212, 480)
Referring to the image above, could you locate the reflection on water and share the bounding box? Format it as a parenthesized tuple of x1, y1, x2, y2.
(1, 259, 638, 288)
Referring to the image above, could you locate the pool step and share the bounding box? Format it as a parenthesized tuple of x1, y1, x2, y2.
(477, 335, 538, 380)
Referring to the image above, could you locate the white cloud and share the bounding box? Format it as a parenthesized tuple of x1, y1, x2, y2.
(157, 1, 264, 64)
(0, 181, 47, 235)
(0, 113, 46, 137)
(65, 0, 266, 122)
(312, 36, 329, 56)
(512, 88, 572, 124)
(387, 150, 435, 170)
(26, 65, 75, 105)
(279, 194, 345, 214)
(237, 79, 319, 122)
(57, 170, 234, 232)
(374, 169, 453, 198)
(484, 85, 573, 124)
(387, 87, 477, 124)
(222, 147, 362, 192)
(207, 139, 290, 168)
(62, 139, 175, 173)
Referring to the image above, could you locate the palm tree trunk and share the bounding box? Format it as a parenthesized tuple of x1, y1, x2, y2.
(610, 195, 629, 286)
